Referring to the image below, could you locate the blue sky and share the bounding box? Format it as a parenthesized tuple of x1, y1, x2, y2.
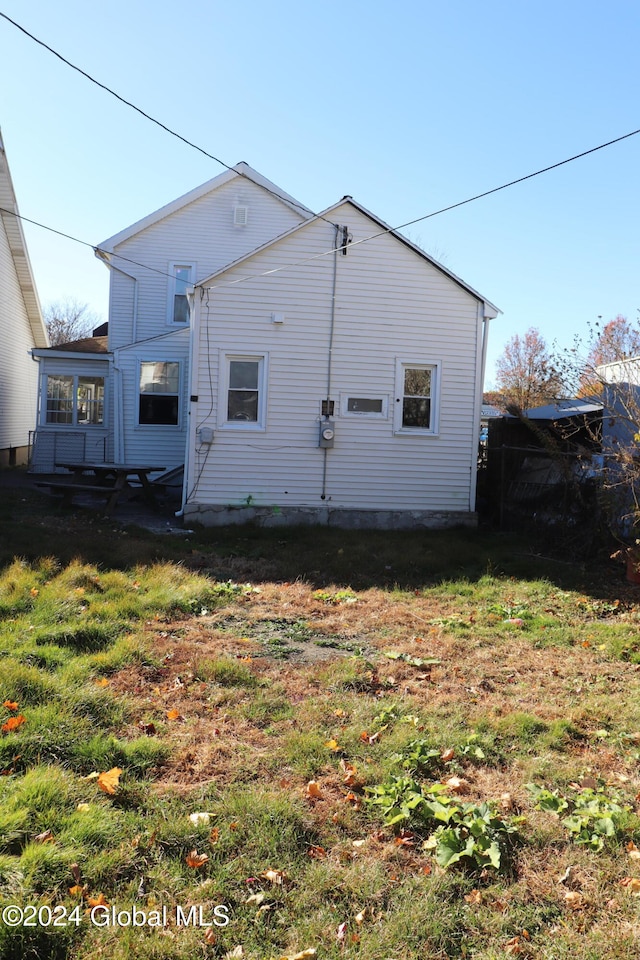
(1, 0, 639, 386)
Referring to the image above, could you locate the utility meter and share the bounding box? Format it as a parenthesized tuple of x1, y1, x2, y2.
(319, 421, 335, 448)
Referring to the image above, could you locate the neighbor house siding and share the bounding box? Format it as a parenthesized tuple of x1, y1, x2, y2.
(187, 203, 481, 515)
(0, 214, 40, 454)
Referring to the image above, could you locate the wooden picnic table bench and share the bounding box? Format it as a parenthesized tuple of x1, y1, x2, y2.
(37, 462, 167, 516)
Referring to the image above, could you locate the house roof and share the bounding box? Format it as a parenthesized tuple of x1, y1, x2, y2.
(196, 197, 500, 318)
(97, 163, 314, 252)
(0, 129, 48, 348)
(510, 399, 603, 420)
(34, 336, 109, 355)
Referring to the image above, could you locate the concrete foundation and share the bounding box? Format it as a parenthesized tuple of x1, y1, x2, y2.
(183, 502, 478, 530)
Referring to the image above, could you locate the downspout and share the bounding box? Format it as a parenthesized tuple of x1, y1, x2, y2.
(177, 285, 199, 517)
(321, 223, 341, 501)
(469, 305, 491, 512)
(112, 348, 125, 463)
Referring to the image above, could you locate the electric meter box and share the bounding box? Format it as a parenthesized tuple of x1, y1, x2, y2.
(319, 420, 336, 448)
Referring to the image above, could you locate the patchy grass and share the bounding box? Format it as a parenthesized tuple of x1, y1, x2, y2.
(1, 489, 640, 957)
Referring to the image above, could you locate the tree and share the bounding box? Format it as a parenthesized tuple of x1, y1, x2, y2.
(495, 327, 564, 412)
(579, 315, 640, 394)
(44, 298, 103, 346)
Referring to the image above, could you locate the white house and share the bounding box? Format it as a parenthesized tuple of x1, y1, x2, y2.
(0, 130, 48, 466)
(29, 164, 312, 472)
(29, 163, 498, 527)
(182, 198, 499, 528)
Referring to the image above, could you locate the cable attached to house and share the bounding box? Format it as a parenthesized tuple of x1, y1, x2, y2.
(320, 223, 341, 502)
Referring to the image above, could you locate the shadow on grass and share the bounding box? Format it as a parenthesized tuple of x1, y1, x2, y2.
(0, 485, 628, 598)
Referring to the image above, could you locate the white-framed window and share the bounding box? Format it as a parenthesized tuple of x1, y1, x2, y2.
(340, 394, 388, 418)
(393, 360, 440, 434)
(167, 262, 195, 324)
(44, 375, 105, 426)
(219, 353, 268, 430)
(138, 361, 180, 426)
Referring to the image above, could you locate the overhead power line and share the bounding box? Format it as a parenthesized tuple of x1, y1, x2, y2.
(0, 10, 326, 224)
(2, 112, 640, 293)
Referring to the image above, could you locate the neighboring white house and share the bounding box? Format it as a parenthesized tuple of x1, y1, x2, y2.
(29, 164, 313, 472)
(183, 198, 499, 528)
(0, 129, 48, 466)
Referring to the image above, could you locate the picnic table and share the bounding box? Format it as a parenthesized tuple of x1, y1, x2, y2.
(37, 462, 167, 516)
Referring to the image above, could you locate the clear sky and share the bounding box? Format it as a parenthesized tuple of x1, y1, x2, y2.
(1, 0, 639, 386)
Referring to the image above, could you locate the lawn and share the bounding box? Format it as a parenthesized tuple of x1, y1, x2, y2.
(0, 484, 640, 959)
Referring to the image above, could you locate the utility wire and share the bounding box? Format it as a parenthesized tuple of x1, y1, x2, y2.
(0, 10, 329, 224)
(2, 121, 640, 291)
(0, 205, 179, 281)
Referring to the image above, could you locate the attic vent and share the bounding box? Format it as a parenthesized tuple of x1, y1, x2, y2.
(233, 204, 249, 227)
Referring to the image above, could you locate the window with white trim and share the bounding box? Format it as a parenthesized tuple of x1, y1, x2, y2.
(394, 361, 439, 434)
(340, 394, 388, 418)
(220, 354, 267, 429)
(168, 263, 194, 324)
(139, 361, 180, 425)
(45, 375, 105, 425)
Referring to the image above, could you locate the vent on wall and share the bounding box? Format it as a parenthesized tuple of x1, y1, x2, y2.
(233, 204, 249, 227)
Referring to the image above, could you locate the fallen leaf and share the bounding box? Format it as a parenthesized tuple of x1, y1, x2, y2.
(344, 792, 362, 809)
(564, 891, 585, 910)
(189, 812, 211, 826)
(34, 829, 54, 844)
(2, 700, 18, 711)
(440, 747, 455, 762)
(352, 839, 367, 848)
(619, 877, 640, 894)
(87, 894, 108, 908)
(209, 827, 220, 844)
(324, 739, 340, 752)
(278, 951, 317, 960)
(334, 709, 347, 718)
(464, 889, 483, 905)
(69, 884, 84, 897)
(262, 868, 288, 886)
(204, 928, 217, 945)
(2, 715, 26, 733)
(95, 678, 109, 688)
(166, 709, 183, 721)
(76, 803, 90, 812)
(138, 721, 156, 735)
(224, 948, 244, 960)
(185, 850, 209, 869)
(336, 921, 348, 942)
(504, 936, 523, 955)
(307, 845, 327, 859)
(305, 780, 323, 799)
(97, 767, 122, 795)
(30, 587, 39, 597)
(445, 776, 470, 794)
(245, 893, 265, 905)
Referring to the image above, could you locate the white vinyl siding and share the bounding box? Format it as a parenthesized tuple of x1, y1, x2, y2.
(0, 213, 41, 451)
(187, 203, 481, 514)
(108, 177, 306, 350)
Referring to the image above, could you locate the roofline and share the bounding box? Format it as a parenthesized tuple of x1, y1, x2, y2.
(96, 163, 314, 252)
(31, 348, 111, 361)
(0, 129, 48, 347)
(196, 196, 500, 316)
